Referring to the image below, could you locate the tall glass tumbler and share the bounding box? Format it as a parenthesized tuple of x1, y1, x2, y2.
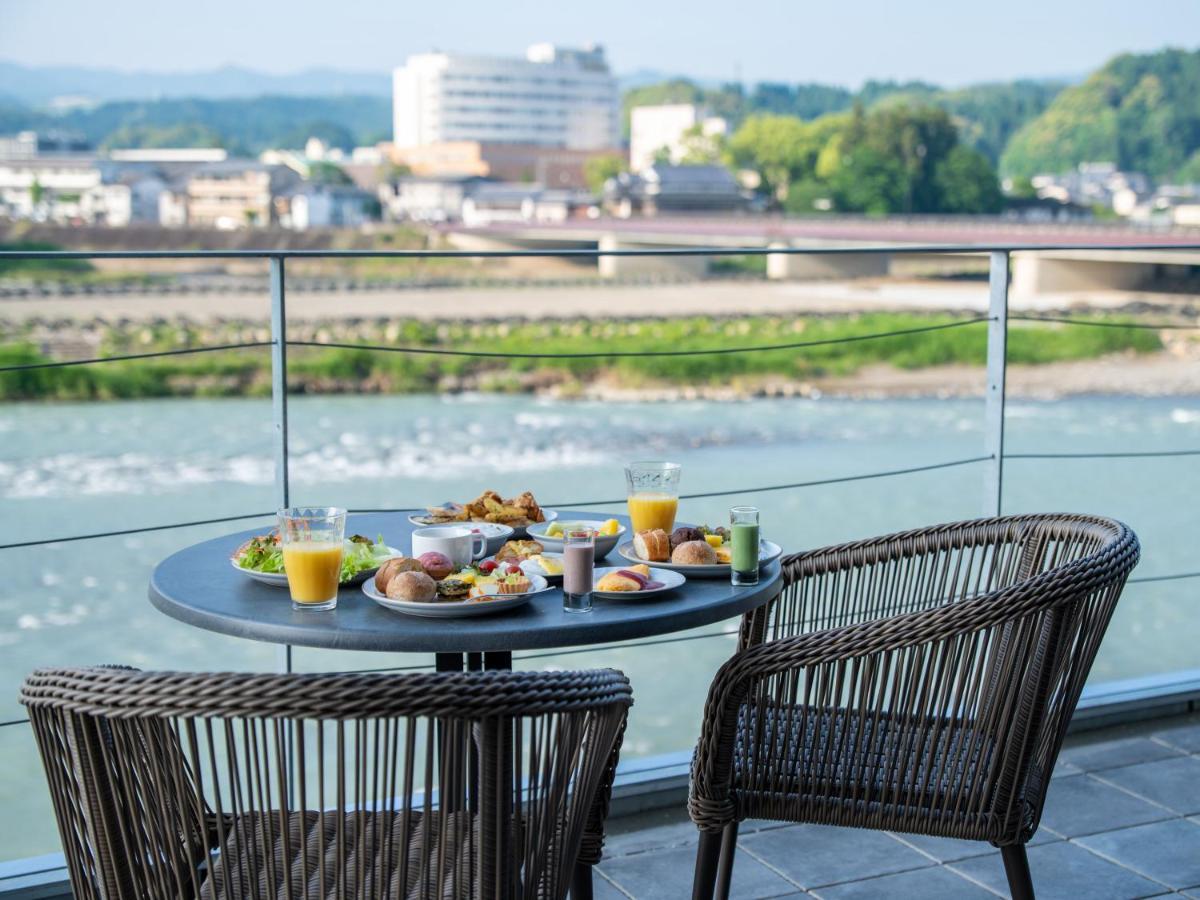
(729, 506, 760, 586)
(625, 461, 682, 535)
(562, 527, 596, 613)
(278, 506, 346, 611)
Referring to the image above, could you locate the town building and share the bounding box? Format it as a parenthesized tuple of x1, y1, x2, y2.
(459, 182, 594, 227)
(0, 156, 103, 222)
(179, 160, 300, 229)
(283, 184, 376, 230)
(381, 174, 487, 223)
(604, 163, 749, 217)
(392, 43, 619, 151)
(629, 105, 728, 173)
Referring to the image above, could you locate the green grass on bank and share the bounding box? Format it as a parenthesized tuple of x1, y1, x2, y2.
(0, 314, 1163, 401)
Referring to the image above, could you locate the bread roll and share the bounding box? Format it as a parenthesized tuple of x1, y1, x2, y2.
(385, 571, 437, 602)
(671, 540, 718, 566)
(374, 557, 424, 593)
(633, 528, 670, 562)
(670, 526, 704, 549)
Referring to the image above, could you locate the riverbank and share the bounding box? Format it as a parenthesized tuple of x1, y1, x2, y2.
(0, 312, 1167, 401)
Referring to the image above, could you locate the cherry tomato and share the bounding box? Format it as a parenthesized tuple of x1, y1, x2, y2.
(479, 560, 498, 574)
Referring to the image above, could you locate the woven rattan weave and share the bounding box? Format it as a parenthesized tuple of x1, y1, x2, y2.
(21, 666, 632, 900)
(687, 514, 1139, 900)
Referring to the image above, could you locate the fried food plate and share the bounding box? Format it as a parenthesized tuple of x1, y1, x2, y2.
(361, 573, 551, 618)
(408, 508, 557, 539)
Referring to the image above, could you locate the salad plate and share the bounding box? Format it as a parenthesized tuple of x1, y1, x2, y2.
(231, 534, 401, 588)
(592, 566, 685, 600)
(617, 539, 783, 579)
(361, 573, 550, 618)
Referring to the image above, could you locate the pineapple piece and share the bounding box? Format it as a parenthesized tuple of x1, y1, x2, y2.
(704, 534, 724, 548)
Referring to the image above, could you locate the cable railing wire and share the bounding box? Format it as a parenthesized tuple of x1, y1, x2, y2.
(0, 341, 274, 373)
(0, 511, 274, 552)
(1007, 449, 1200, 460)
(1128, 571, 1200, 584)
(1009, 314, 1200, 330)
(286, 318, 990, 360)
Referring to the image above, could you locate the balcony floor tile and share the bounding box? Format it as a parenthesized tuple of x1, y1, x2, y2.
(1038, 774, 1172, 837)
(947, 840, 1164, 899)
(1094, 756, 1200, 816)
(737, 825, 932, 889)
(1075, 818, 1200, 890)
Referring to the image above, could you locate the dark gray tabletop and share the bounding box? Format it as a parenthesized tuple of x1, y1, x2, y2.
(148, 510, 783, 654)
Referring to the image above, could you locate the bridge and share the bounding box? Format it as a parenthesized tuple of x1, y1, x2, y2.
(445, 216, 1200, 293)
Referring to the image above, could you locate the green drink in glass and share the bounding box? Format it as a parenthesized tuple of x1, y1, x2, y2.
(730, 506, 760, 586)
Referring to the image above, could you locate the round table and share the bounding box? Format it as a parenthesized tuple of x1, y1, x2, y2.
(149, 510, 784, 670)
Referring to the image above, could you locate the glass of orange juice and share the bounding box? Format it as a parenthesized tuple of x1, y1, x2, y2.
(625, 461, 681, 534)
(278, 507, 346, 611)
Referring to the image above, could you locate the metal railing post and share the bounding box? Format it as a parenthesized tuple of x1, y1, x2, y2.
(983, 250, 1009, 517)
(269, 255, 293, 674)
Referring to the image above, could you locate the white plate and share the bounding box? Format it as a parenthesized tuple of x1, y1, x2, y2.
(361, 573, 550, 618)
(592, 566, 686, 599)
(517, 553, 565, 583)
(616, 539, 783, 579)
(407, 510, 556, 540)
(526, 519, 625, 560)
(231, 547, 404, 589)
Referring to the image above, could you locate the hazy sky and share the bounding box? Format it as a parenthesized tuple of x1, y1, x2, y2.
(1, 0, 1197, 86)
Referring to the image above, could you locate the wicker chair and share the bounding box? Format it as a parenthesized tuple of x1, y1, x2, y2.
(21, 666, 632, 900)
(689, 514, 1139, 900)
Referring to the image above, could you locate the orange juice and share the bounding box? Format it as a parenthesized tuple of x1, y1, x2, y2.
(282, 541, 343, 604)
(626, 492, 678, 534)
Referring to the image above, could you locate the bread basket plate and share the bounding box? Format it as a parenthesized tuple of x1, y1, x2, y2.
(616, 540, 782, 578)
(592, 566, 686, 599)
(361, 573, 550, 617)
(526, 520, 625, 559)
(231, 548, 403, 589)
(408, 510, 556, 540)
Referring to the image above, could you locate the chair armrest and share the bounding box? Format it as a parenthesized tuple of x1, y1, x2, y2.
(577, 715, 628, 867)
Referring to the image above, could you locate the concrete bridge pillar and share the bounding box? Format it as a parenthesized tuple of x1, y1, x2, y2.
(1011, 253, 1155, 295)
(766, 241, 890, 280)
(597, 234, 709, 280)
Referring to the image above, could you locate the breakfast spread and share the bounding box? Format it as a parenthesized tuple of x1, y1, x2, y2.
(415, 490, 548, 528)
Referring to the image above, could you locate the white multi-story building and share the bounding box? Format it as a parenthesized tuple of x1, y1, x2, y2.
(392, 43, 618, 150)
(629, 104, 728, 173)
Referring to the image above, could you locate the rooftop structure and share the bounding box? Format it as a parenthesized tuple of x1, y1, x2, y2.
(629, 104, 728, 173)
(392, 43, 619, 150)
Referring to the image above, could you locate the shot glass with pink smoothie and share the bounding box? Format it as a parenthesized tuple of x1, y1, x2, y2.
(562, 527, 596, 613)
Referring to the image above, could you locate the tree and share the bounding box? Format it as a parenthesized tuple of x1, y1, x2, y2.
(725, 114, 835, 204)
(307, 161, 353, 185)
(584, 154, 625, 195)
(678, 124, 724, 165)
(933, 145, 1004, 213)
(828, 146, 907, 214)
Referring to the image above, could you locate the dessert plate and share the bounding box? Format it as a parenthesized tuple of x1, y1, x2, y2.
(361, 573, 550, 617)
(616, 540, 783, 579)
(592, 567, 686, 599)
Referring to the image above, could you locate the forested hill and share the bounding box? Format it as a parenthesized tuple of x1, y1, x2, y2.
(1000, 48, 1200, 180)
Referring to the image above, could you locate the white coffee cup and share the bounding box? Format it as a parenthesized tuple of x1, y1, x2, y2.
(411, 526, 487, 568)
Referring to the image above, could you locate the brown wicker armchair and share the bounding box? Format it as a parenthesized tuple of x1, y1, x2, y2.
(20, 666, 632, 900)
(689, 514, 1139, 900)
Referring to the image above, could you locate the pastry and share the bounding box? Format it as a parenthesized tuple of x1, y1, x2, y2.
(374, 556, 424, 593)
(385, 571, 437, 602)
(417, 551, 454, 581)
(670, 526, 704, 549)
(498, 574, 532, 594)
(671, 540, 718, 566)
(495, 539, 544, 562)
(436, 577, 471, 600)
(632, 528, 670, 562)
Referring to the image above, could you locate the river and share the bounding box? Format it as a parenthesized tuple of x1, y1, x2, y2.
(2, 392, 1199, 860)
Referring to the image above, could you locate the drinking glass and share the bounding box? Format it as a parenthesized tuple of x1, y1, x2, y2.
(562, 527, 596, 613)
(625, 461, 682, 534)
(278, 506, 346, 611)
(729, 506, 760, 586)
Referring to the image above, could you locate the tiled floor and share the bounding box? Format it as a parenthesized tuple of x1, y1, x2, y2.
(595, 712, 1200, 898)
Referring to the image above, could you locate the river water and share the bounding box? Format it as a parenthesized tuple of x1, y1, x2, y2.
(2, 392, 1199, 860)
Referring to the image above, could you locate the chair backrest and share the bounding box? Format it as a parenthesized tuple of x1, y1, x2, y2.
(742, 513, 1138, 840)
(21, 666, 632, 900)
